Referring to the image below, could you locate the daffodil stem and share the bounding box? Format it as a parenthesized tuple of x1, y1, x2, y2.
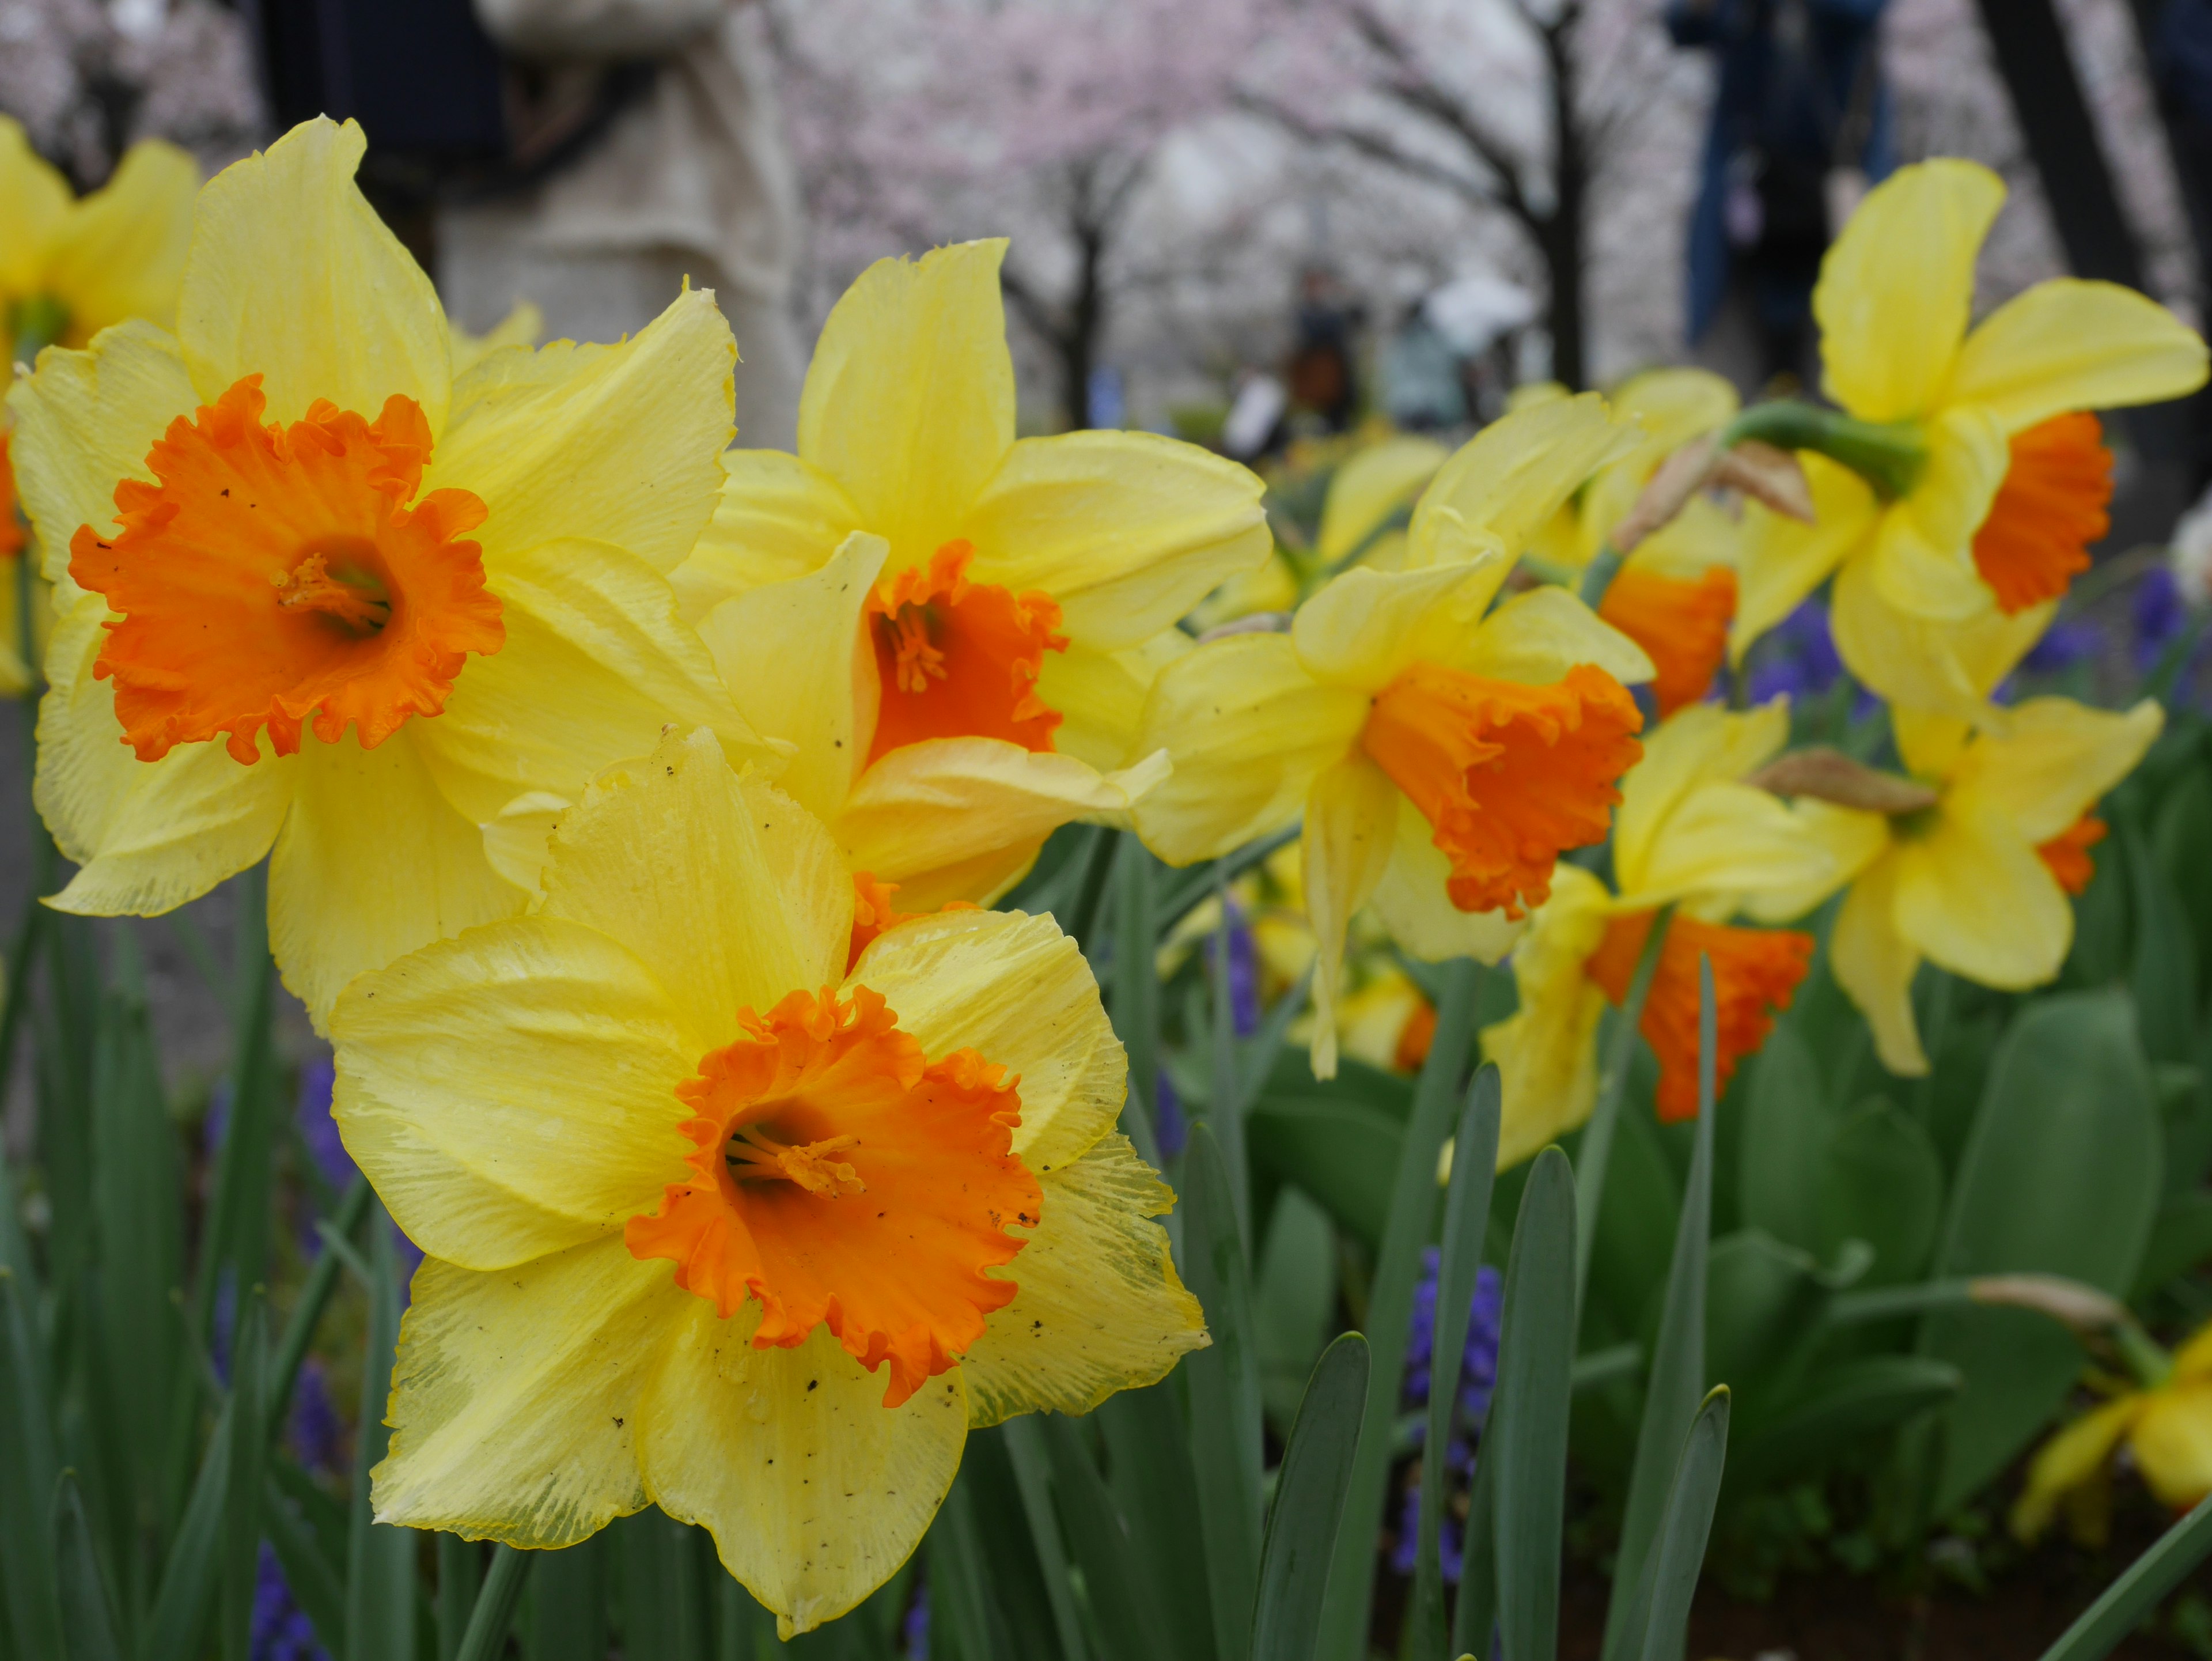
(263, 1176, 372, 1445)
(452, 1545, 528, 1661)
(1573, 904, 1675, 1324)
(1719, 399, 1929, 500)
(1578, 546, 1624, 611)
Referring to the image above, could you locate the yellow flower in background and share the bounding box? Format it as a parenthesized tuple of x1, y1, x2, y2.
(10, 119, 768, 1025)
(0, 118, 196, 363)
(2014, 1323, 2212, 1545)
(448, 301, 541, 373)
(1745, 689, 2161, 1077)
(1312, 433, 1450, 573)
(1733, 159, 2206, 721)
(0, 432, 51, 697)
(1483, 701, 1834, 1166)
(1133, 396, 1657, 1077)
(669, 240, 1269, 909)
(335, 730, 1202, 1633)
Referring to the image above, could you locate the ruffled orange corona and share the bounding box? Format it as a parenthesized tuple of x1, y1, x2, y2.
(0, 432, 23, 558)
(847, 871, 975, 970)
(1599, 566, 1737, 717)
(1359, 662, 1644, 918)
(1586, 910, 1815, 1121)
(2036, 814, 2108, 896)
(624, 984, 1041, 1408)
(1394, 999, 1438, 1073)
(866, 540, 1068, 764)
(69, 376, 503, 764)
(1970, 412, 2111, 615)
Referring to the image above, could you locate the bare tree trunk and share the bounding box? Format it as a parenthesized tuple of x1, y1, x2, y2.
(1538, 6, 1586, 389)
(1063, 219, 1106, 427)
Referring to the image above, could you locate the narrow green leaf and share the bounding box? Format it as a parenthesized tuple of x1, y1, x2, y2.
(2034, 1488, 2212, 1661)
(1316, 958, 1476, 1658)
(1601, 958, 1717, 1661)
(1210, 871, 1253, 1253)
(2126, 820, 2199, 1066)
(267, 1178, 372, 1446)
(529, 1538, 610, 1661)
(453, 1546, 528, 1661)
(1062, 825, 1122, 955)
(1575, 907, 1673, 1319)
(440, 1534, 483, 1661)
(1182, 1125, 1265, 1661)
(141, 1397, 232, 1661)
(219, 1296, 267, 1661)
(1491, 1147, 1577, 1661)
(1040, 1410, 1174, 1661)
(262, 1469, 346, 1660)
(1446, 1423, 1497, 1661)
(1408, 1067, 1501, 1659)
(1110, 836, 1165, 1175)
(997, 1418, 1089, 1661)
(52, 1470, 123, 1661)
(1156, 825, 1301, 932)
(1630, 1388, 1731, 1661)
(347, 1205, 417, 1661)
(0, 1269, 63, 1660)
(1253, 1333, 1370, 1661)
(1097, 1383, 1213, 1660)
(926, 1467, 1010, 1661)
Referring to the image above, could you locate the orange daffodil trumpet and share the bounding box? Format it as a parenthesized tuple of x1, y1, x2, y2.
(1132, 395, 1658, 1077)
(331, 729, 1203, 1634)
(10, 120, 772, 1025)
(668, 240, 1271, 910)
(1481, 701, 1838, 1167)
(1732, 158, 2207, 722)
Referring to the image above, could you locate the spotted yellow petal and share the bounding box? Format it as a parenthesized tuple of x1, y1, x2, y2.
(268, 727, 527, 1029)
(1945, 697, 2162, 845)
(36, 593, 291, 917)
(1815, 158, 2003, 422)
(1483, 863, 1612, 1166)
(44, 139, 196, 342)
(177, 118, 452, 428)
(959, 1132, 1206, 1427)
(374, 1239, 684, 1548)
(1730, 452, 1877, 662)
(961, 430, 1269, 649)
(1892, 803, 2070, 990)
(847, 907, 1123, 1179)
(1130, 633, 1368, 865)
(637, 1301, 967, 1638)
(430, 287, 735, 575)
(543, 728, 851, 1039)
(673, 449, 863, 622)
(1301, 754, 1400, 1079)
(1947, 279, 2210, 434)
(331, 915, 696, 1269)
(797, 241, 1012, 570)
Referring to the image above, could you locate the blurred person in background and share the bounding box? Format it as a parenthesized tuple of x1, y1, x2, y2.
(1668, 0, 1893, 395)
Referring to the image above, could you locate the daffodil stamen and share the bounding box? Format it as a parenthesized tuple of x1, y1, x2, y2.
(724, 1124, 867, 1198)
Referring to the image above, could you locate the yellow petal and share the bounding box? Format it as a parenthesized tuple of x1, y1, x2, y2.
(1815, 158, 2003, 421)
(430, 286, 735, 574)
(374, 1239, 685, 1547)
(838, 739, 1167, 910)
(1129, 633, 1368, 865)
(2133, 1384, 2212, 1511)
(1035, 629, 1191, 774)
(1892, 803, 2070, 990)
(331, 915, 696, 1268)
(1291, 559, 1510, 691)
(2010, 1394, 2145, 1542)
(672, 449, 862, 622)
(847, 907, 1121, 1179)
(0, 116, 70, 296)
(6, 318, 199, 590)
(44, 139, 196, 340)
(36, 593, 291, 915)
(1830, 852, 1928, 1075)
(1577, 369, 1741, 565)
(1301, 754, 1400, 1079)
(797, 241, 1012, 568)
(2173, 1322, 2212, 1381)
(1947, 279, 2210, 434)
(1625, 781, 1836, 910)
(544, 728, 851, 1038)
(1317, 435, 1449, 566)
(1463, 585, 1654, 687)
(695, 532, 882, 826)
(1868, 406, 2010, 622)
(959, 1132, 1206, 1427)
(1368, 794, 1527, 964)
(1612, 700, 1789, 895)
(177, 119, 452, 428)
(412, 538, 775, 835)
(1730, 452, 1876, 661)
(268, 728, 526, 1030)
(1946, 696, 2162, 845)
(1409, 392, 1641, 561)
(1830, 554, 2054, 728)
(1743, 800, 1892, 925)
(1482, 864, 1613, 1166)
(638, 1301, 967, 1638)
(962, 430, 1270, 649)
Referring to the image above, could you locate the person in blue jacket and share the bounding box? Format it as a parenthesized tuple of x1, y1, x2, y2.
(1668, 0, 1893, 391)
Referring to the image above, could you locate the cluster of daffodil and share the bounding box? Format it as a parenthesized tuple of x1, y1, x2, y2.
(6, 115, 2207, 1629)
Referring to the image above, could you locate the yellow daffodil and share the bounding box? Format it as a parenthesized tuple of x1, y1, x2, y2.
(1482, 701, 1835, 1166)
(1732, 159, 2206, 721)
(10, 119, 770, 1024)
(0, 432, 50, 697)
(1745, 690, 2161, 1076)
(2014, 1322, 2212, 1545)
(1312, 433, 1450, 573)
(1132, 396, 1657, 1076)
(668, 241, 1269, 908)
(0, 118, 196, 365)
(334, 729, 1202, 1633)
